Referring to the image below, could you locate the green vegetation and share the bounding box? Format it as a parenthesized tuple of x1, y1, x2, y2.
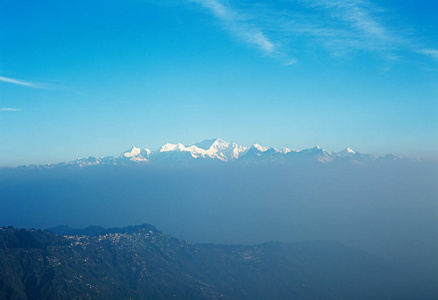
(0, 225, 436, 299)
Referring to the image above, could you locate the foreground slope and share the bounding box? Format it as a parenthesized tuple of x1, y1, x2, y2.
(1, 225, 436, 300)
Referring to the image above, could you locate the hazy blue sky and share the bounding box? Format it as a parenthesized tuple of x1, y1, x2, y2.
(1, 0, 437, 166)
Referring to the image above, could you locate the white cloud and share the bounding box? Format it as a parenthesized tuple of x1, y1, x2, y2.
(419, 49, 438, 60)
(309, 0, 387, 38)
(190, 0, 400, 61)
(285, 0, 404, 55)
(191, 0, 276, 54)
(0, 108, 22, 112)
(0, 76, 43, 88)
(285, 58, 297, 66)
(193, 0, 232, 20)
(190, 0, 435, 64)
(241, 30, 274, 53)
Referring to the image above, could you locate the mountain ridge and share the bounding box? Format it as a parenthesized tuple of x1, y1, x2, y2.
(1, 224, 436, 299)
(15, 138, 408, 168)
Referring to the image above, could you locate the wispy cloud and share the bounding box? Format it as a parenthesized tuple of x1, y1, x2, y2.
(189, 0, 436, 64)
(0, 107, 22, 112)
(285, 58, 297, 66)
(190, 0, 398, 61)
(251, 0, 396, 58)
(0, 76, 44, 88)
(191, 0, 275, 54)
(308, 0, 387, 38)
(419, 49, 438, 60)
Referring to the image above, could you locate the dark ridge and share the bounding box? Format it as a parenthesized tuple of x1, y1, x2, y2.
(0, 227, 65, 249)
(47, 223, 160, 236)
(1, 225, 437, 299)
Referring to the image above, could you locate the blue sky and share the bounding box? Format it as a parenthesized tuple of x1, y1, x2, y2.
(0, 0, 437, 166)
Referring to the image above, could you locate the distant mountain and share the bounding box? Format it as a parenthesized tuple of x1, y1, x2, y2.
(336, 147, 356, 157)
(1, 224, 436, 299)
(18, 138, 403, 168)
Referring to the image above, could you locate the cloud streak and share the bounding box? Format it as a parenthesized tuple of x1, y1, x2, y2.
(419, 49, 438, 60)
(0, 76, 43, 88)
(190, 0, 437, 65)
(309, 0, 387, 38)
(0, 108, 22, 112)
(191, 0, 275, 54)
(190, 0, 398, 60)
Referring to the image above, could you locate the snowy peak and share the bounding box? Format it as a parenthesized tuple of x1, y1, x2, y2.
(193, 139, 219, 150)
(300, 145, 330, 155)
(218, 142, 248, 160)
(298, 146, 333, 163)
(117, 141, 366, 165)
(210, 138, 230, 151)
(193, 139, 247, 161)
(252, 144, 268, 152)
(337, 147, 356, 157)
(33, 138, 399, 168)
(121, 147, 151, 162)
(123, 147, 141, 157)
(193, 138, 229, 151)
(345, 147, 355, 153)
(281, 148, 296, 154)
(159, 143, 186, 152)
(129, 147, 142, 156)
(150, 139, 248, 161)
(243, 144, 291, 161)
(73, 156, 102, 166)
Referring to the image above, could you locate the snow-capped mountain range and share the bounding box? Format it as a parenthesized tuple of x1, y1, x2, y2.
(32, 138, 399, 168)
